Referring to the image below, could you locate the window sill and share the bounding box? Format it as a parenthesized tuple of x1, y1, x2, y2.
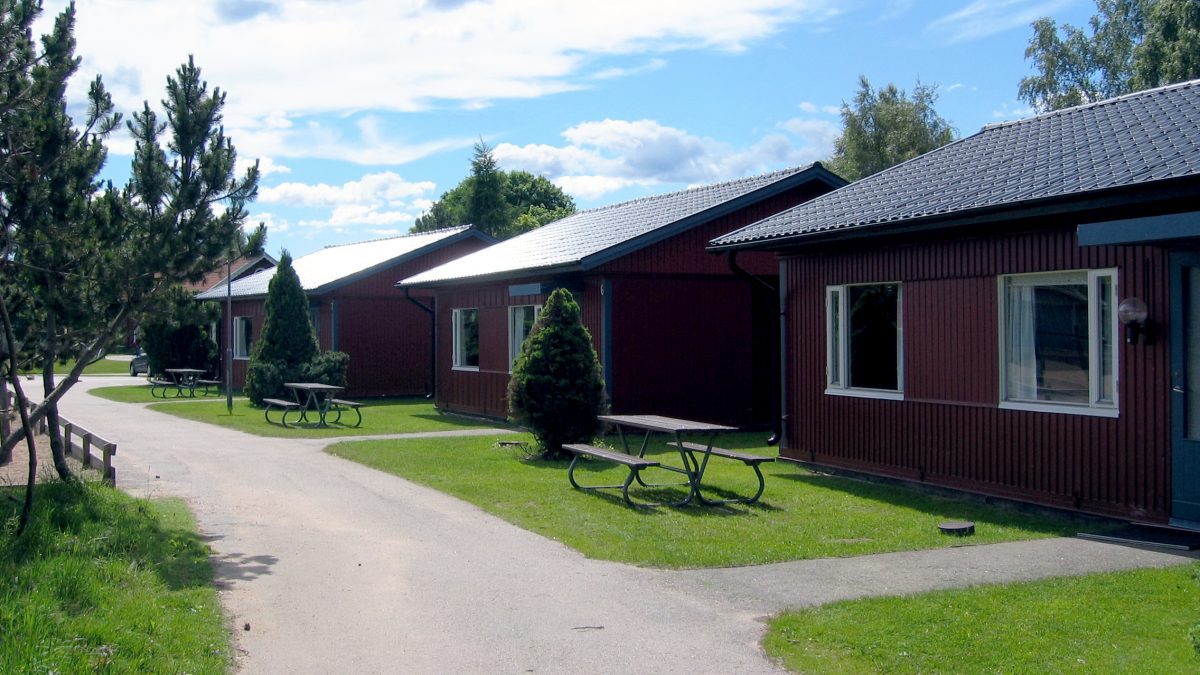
(452, 366, 480, 372)
(825, 387, 904, 401)
(998, 401, 1118, 418)
(233, 356, 250, 361)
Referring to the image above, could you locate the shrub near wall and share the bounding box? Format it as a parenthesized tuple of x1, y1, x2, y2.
(507, 288, 606, 458)
(244, 252, 348, 405)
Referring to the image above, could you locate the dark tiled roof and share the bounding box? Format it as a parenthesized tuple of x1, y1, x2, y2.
(401, 165, 839, 286)
(197, 226, 484, 299)
(711, 79, 1200, 249)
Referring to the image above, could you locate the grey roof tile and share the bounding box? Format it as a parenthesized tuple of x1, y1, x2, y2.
(711, 80, 1200, 248)
(401, 165, 834, 286)
(197, 226, 480, 300)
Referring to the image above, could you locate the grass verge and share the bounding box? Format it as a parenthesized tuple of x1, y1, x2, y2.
(20, 357, 136, 377)
(0, 481, 229, 672)
(329, 433, 1089, 568)
(89, 385, 504, 438)
(764, 563, 1200, 673)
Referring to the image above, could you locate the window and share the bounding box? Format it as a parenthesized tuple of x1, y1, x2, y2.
(309, 305, 320, 341)
(509, 305, 541, 369)
(1000, 269, 1116, 414)
(827, 283, 903, 397)
(233, 317, 253, 359)
(452, 308, 479, 370)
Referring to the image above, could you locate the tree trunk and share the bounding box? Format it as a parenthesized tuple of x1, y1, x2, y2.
(0, 377, 10, 447)
(42, 315, 73, 481)
(0, 294, 38, 534)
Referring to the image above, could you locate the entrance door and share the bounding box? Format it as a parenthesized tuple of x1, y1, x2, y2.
(1170, 252, 1200, 527)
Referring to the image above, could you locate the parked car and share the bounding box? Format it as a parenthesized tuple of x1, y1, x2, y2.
(130, 351, 149, 376)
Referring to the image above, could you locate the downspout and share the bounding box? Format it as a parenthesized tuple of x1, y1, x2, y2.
(404, 287, 436, 399)
(601, 278, 614, 408)
(726, 251, 783, 446)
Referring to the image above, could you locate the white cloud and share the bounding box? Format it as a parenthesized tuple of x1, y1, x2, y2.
(259, 172, 436, 208)
(590, 58, 668, 80)
(494, 116, 838, 201)
(798, 101, 818, 113)
(51, 0, 837, 118)
(925, 0, 1073, 44)
(991, 101, 1037, 121)
(328, 205, 419, 227)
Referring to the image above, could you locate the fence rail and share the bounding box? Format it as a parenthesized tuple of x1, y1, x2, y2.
(18, 401, 117, 485)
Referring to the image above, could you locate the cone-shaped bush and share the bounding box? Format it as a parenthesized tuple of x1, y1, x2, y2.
(245, 251, 320, 404)
(507, 288, 606, 458)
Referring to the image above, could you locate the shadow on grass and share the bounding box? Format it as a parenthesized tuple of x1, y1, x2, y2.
(540, 458, 784, 517)
(0, 482, 218, 591)
(774, 468, 1083, 536)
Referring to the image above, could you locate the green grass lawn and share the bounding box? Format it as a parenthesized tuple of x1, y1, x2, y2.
(20, 357, 137, 377)
(329, 432, 1090, 568)
(764, 563, 1200, 673)
(89, 383, 222, 404)
(89, 385, 505, 438)
(0, 481, 229, 672)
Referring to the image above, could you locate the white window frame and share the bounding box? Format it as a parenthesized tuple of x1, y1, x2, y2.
(825, 282, 904, 400)
(233, 316, 252, 360)
(309, 305, 320, 341)
(508, 305, 541, 372)
(998, 268, 1119, 417)
(452, 308, 480, 371)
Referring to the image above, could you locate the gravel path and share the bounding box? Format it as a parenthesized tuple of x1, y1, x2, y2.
(53, 376, 1198, 674)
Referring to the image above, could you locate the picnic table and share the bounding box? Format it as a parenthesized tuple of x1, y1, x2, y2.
(263, 382, 363, 428)
(563, 414, 774, 507)
(149, 368, 207, 398)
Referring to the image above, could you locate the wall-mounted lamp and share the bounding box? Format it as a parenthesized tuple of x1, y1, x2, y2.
(1118, 297, 1152, 345)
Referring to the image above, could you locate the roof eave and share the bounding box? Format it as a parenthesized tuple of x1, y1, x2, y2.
(708, 175, 1200, 253)
(397, 262, 586, 289)
(311, 228, 494, 295)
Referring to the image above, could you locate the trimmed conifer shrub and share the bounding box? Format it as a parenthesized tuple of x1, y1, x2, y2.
(507, 288, 606, 458)
(245, 251, 332, 404)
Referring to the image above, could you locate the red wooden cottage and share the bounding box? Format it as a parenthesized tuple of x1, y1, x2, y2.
(398, 165, 844, 426)
(198, 226, 494, 397)
(709, 80, 1200, 527)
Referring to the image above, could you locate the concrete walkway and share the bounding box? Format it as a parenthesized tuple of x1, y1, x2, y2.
(57, 377, 1198, 674)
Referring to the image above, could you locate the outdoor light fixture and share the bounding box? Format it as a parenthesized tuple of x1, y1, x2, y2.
(1118, 297, 1151, 344)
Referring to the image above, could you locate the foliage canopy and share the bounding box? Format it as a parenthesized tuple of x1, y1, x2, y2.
(412, 141, 575, 239)
(1019, 0, 1200, 112)
(826, 76, 957, 183)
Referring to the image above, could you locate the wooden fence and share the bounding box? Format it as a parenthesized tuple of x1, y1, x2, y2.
(17, 402, 117, 485)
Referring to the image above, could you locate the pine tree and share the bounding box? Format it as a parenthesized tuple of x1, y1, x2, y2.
(507, 289, 606, 458)
(244, 251, 317, 404)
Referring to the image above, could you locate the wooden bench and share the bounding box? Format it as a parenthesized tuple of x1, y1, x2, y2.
(563, 443, 666, 507)
(147, 378, 179, 398)
(196, 379, 222, 396)
(263, 398, 301, 427)
(667, 441, 774, 504)
(329, 398, 363, 427)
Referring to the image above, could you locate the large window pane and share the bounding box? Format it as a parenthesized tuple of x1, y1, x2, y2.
(1002, 270, 1116, 410)
(847, 284, 899, 390)
(509, 305, 539, 367)
(454, 309, 479, 369)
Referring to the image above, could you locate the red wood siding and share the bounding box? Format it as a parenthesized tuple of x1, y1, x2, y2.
(598, 182, 832, 277)
(227, 298, 267, 386)
(216, 236, 489, 395)
(781, 226, 1171, 521)
(435, 280, 599, 418)
(431, 181, 835, 423)
(609, 276, 758, 424)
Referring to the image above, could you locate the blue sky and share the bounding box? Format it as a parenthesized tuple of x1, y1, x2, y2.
(45, 0, 1093, 258)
